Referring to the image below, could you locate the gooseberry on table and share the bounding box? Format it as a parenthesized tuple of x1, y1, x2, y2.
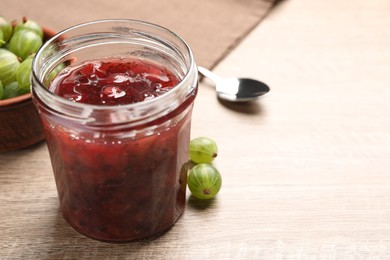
(187, 137, 222, 200)
(189, 136, 218, 164)
(187, 163, 222, 200)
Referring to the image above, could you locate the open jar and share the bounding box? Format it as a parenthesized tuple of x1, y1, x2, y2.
(31, 19, 198, 242)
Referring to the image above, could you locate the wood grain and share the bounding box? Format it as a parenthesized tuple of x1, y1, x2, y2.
(1, 0, 390, 258)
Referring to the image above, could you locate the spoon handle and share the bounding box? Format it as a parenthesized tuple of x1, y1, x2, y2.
(198, 66, 221, 84)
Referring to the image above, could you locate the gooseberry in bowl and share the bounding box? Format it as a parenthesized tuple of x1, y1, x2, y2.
(0, 30, 4, 46)
(15, 55, 34, 91)
(0, 17, 56, 152)
(8, 29, 43, 60)
(14, 17, 43, 39)
(0, 16, 13, 42)
(0, 48, 20, 86)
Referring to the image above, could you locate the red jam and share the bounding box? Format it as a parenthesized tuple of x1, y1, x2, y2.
(42, 59, 194, 241)
(49, 60, 179, 105)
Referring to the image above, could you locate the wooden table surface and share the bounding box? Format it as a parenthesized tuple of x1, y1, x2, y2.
(1, 0, 390, 258)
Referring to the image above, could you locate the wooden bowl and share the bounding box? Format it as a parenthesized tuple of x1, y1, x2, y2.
(0, 27, 56, 152)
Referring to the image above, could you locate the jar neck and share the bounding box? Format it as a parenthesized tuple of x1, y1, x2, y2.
(31, 19, 198, 128)
(32, 70, 197, 130)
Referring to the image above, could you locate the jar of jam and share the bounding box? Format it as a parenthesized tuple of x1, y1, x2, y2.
(31, 19, 198, 242)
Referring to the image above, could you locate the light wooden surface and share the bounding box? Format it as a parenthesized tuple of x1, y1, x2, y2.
(1, 0, 390, 258)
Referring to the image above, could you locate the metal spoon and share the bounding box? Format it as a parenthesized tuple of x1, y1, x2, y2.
(198, 66, 270, 102)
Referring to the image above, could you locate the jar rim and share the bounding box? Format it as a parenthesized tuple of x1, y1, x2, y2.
(31, 19, 197, 113)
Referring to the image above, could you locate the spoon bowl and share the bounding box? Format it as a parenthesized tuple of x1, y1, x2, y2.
(198, 66, 270, 102)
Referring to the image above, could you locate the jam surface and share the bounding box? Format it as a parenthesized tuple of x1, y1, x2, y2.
(43, 59, 193, 241)
(49, 59, 180, 105)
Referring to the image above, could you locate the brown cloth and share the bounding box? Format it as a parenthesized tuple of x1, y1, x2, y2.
(4, 0, 277, 69)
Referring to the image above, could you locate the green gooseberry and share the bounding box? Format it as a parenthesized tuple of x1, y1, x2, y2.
(16, 55, 34, 91)
(0, 16, 13, 42)
(0, 29, 4, 46)
(189, 137, 218, 164)
(8, 30, 42, 60)
(2, 81, 26, 99)
(0, 80, 3, 100)
(0, 49, 20, 86)
(14, 17, 43, 39)
(188, 163, 222, 200)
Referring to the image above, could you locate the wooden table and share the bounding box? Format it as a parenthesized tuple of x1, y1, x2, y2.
(1, 0, 390, 258)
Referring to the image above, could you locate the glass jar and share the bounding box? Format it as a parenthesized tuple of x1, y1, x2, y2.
(31, 19, 198, 242)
